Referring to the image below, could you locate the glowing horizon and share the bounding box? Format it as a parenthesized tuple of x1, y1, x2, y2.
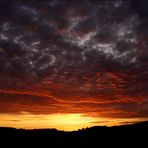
(0, 113, 147, 131)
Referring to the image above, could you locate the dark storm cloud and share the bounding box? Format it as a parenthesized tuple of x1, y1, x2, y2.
(0, 0, 148, 118)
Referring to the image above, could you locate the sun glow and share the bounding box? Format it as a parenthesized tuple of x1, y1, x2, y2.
(0, 113, 98, 131)
(0, 113, 145, 131)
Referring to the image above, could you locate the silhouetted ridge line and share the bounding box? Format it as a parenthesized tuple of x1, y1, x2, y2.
(0, 121, 147, 146)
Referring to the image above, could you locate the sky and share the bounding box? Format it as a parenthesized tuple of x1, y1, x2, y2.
(0, 0, 148, 131)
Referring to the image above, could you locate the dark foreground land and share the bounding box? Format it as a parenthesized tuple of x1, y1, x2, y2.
(0, 121, 148, 147)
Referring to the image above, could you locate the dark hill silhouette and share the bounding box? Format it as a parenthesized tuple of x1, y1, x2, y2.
(0, 121, 147, 147)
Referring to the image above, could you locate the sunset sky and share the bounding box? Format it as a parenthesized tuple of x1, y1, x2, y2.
(0, 0, 148, 131)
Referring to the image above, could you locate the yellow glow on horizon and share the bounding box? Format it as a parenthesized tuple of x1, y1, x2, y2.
(0, 113, 146, 131)
(0, 113, 98, 131)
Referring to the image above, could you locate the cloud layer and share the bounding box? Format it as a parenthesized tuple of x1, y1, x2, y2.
(0, 0, 148, 119)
